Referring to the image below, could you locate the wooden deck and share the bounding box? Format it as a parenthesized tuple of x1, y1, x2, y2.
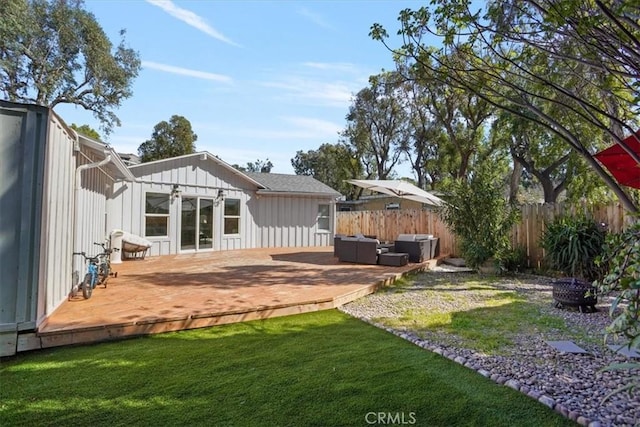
(30, 247, 427, 351)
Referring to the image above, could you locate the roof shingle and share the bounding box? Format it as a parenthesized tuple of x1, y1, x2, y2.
(244, 172, 341, 196)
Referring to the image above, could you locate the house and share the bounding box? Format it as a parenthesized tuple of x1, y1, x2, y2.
(107, 154, 341, 256)
(0, 100, 340, 356)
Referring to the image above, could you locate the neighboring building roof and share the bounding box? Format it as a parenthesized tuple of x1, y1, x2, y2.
(118, 153, 141, 166)
(245, 172, 341, 197)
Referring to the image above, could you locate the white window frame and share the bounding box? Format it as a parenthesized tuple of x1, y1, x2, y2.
(223, 198, 241, 235)
(144, 192, 170, 238)
(317, 203, 331, 232)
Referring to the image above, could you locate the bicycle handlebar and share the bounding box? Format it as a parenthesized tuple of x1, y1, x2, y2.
(73, 252, 99, 262)
(93, 242, 119, 253)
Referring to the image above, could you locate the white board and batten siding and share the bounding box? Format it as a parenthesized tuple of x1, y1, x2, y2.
(249, 194, 333, 248)
(107, 154, 336, 256)
(0, 103, 115, 355)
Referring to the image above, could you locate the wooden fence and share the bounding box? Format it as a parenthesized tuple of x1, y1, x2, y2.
(335, 202, 634, 268)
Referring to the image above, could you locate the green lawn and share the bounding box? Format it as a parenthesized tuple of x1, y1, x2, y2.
(0, 310, 573, 426)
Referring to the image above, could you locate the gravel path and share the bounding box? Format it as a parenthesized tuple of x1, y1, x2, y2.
(339, 272, 639, 427)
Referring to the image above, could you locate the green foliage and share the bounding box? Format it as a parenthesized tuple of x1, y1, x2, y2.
(540, 214, 606, 281)
(241, 159, 273, 173)
(370, 1, 640, 212)
(70, 123, 101, 141)
(137, 115, 197, 162)
(495, 245, 528, 273)
(0, 311, 571, 426)
(291, 143, 363, 198)
(439, 164, 520, 268)
(594, 215, 640, 402)
(341, 72, 406, 180)
(0, 0, 141, 134)
(595, 215, 640, 342)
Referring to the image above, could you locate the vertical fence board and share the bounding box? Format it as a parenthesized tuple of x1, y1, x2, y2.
(336, 202, 633, 267)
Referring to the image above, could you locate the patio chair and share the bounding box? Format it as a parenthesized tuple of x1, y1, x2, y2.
(394, 234, 433, 263)
(356, 238, 382, 265)
(337, 237, 359, 263)
(333, 234, 347, 257)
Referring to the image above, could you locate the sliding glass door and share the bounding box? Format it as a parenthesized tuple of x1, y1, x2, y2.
(181, 197, 214, 251)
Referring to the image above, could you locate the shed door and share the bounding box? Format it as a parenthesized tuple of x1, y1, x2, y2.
(180, 197, 214, 251)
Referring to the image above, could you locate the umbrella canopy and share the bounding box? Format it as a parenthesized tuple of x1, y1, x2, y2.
(346, 179, 444, 207)
(594, 132, 640, 189)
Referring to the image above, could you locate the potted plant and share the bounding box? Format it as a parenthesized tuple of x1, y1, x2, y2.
(540, 214, 606, 312)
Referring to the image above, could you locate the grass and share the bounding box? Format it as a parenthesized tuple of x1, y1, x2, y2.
(0, 310, 573, 427)
(373, 274, 571, 353)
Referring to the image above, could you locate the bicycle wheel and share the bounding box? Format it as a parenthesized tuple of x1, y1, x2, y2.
(82, 273, 93, 299)
(98, 262, 110, 287)
(69, 284, 78, 300)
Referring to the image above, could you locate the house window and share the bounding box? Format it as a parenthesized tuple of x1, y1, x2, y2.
(224, 198, 240, 235)
(145, 192, 170, 237)
(317, 204, 330, 231)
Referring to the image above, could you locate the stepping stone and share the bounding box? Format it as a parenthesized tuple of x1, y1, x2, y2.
(545, 340, 589, 354)
(442, 258, 466, 267)
(607, 344, 640, 358)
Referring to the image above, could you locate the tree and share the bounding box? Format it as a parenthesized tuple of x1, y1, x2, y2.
(246, 159, 273, 173)
(232, 159, 273, 173)
(370, 0, 640, 212)
(70, 123, 101, 140)
(342, 72, 407, 180)
(137, 115, 197, 163)
(291, 143, 363, 199)
(0, 0, 141, 134)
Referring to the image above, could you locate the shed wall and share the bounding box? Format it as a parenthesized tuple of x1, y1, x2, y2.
(0, 103, 47, 357)
(39, 113, 75, 321)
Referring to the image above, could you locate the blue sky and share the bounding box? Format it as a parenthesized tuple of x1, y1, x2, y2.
(55, 0, 426, 175)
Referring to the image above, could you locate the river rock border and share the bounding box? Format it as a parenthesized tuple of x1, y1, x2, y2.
(337, 274, 639, 427)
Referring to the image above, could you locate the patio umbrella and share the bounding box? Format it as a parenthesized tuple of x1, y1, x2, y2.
(594, 132, 640, 189)
(346, 179, 444, 207)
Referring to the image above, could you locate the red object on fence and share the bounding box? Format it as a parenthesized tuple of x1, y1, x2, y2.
(594, 132, 640, 189)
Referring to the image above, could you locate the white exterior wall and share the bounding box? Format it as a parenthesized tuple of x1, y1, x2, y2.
(38, 114, 75, 322)
(39, 116, 113, 319)
(72, 147, 112, 286)
(108, 156, 335, 256)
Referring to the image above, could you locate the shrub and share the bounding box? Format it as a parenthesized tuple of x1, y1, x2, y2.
(539, 214, 606, 281)
(594, 215, 640, 401)
(495, 245, 528, 273)
(439, 165, 520, 269)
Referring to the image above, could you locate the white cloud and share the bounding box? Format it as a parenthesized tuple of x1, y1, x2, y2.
(146, 0, 241, 47)
(281, 116, 342, 136)
(297, 7, 333, 31)
(142, 61, 232, 83)
(302, 62, 360, 74)
(262, 78, 353, 107)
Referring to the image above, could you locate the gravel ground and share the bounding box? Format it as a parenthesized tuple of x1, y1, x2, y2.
(339, 272, 639, 427)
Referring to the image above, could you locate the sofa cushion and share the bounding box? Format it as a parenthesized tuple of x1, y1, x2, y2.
(397, 233, 433, 241)
(397, 234, 416, 241)
(413, 234, 433, 241)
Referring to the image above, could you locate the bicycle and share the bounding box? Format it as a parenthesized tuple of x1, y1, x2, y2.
(71, 242, 118, 300)
(94, 241, 118, 287)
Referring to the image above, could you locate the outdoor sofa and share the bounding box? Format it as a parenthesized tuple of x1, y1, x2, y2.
(393, 234, 439, 263)
(334, 235, 390, 265)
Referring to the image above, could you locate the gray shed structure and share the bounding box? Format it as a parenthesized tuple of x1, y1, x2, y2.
(0, 100, 135, 356)
(107, 154, 341, 256)
(0, 100, 340, 356)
